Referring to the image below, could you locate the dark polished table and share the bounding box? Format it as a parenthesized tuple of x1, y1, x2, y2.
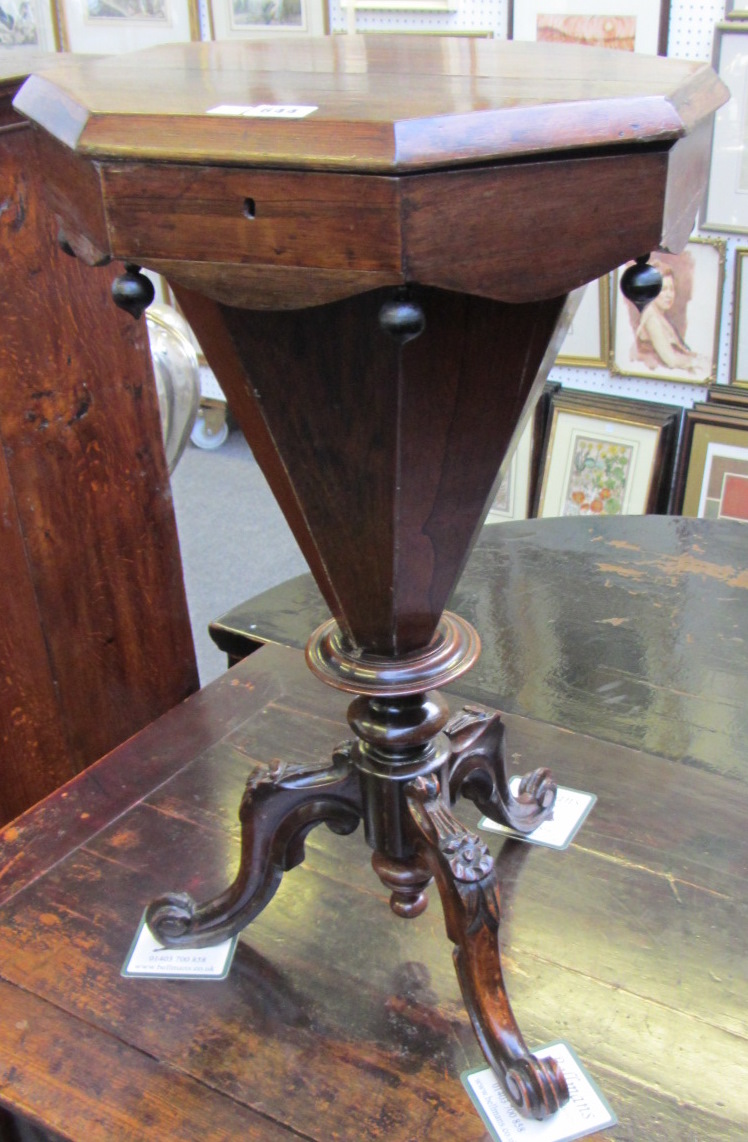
(211, 516, 748, 777)
(0, 516, 746, 1141)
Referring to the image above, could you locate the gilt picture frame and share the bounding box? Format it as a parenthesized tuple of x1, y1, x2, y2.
(208, 0, 326, 38)
(702, 23, 748, 233)
(508, 0, 669, 55)
(610, 238, 725, 386)
(725, 2, 748, 22)
(676, 405, 748, 521)
(536, 391, 678, 518)
(730, 248, 748, 386)
(556, 277, 610, 368)
(55, 0, 199, 53)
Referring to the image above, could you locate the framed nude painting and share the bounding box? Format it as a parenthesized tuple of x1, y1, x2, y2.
(55, 0, 199, 52)
(611, 238, 725, 385)
(0, 0, 59, 47)
(536, 390, 679, 518)
(676, 405, 748, 522)
(509, 0, 669, 55)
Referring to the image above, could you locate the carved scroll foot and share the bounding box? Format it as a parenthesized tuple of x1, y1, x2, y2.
(146, 747, 362, 948)
(446, 705, 557, 835)
(405, 774, 569, 1120)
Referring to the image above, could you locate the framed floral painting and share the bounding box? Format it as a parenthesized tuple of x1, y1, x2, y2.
(556, 277, 610, 368)
(0, 0, 59, 48)
(536, 390, 679, 518)
(55, 0, 199, 53)
(208, 0, 326, 37)
(676, 404, 748, 521)
(611, 238, 725, 385)
(509, 0, 669, 55)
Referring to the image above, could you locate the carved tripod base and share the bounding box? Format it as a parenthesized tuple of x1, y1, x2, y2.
(146, 614, 569, 1121)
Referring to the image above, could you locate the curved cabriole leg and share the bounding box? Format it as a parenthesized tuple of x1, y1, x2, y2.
(146, 747, 362, 948)
(446, 705, 557, 835)
(405, 774, 569, 1120)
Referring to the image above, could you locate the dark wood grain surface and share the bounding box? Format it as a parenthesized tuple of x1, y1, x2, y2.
(0, 613, 745, 1139)
(211, 516, 748, 777)
(179, 286, 566, 655)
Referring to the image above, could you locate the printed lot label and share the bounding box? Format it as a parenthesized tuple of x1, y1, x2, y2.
(480, 781, 596, 850)
(463, 1042, 616, 1142)
(122, 912, 238, 980)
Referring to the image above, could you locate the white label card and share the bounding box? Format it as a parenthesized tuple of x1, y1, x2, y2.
(480, 781, 596, 850)
(206, 104, 318, 119)
(463, 1042, 617, 1142)
(122, 912, 238, 980)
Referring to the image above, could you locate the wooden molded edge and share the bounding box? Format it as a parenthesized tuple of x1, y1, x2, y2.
(12, 73, 89, 150)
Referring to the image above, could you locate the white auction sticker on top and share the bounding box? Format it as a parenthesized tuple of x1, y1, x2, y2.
(122, 912, 238, 980)
(463, 1042, 617, 1142)
(206, 104, 318, 119)
(480, 780, 596, 850)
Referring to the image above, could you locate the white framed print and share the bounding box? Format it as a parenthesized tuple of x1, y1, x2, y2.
(485, 417, 533, 523)
(539, 413, 658, 517)
(509, 0, 669, 55)
(55, 0, 199, 53)
(611, 238, 725, 385)
(536, 391, 678, 518)
(702, 23, 748, 233)
(0, 0, 59, 48)
(208, 0, 326, 38)
(556, 277, 610, 368)
(726, 2, 748, 22)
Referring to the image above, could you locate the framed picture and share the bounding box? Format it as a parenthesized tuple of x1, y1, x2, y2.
(556, 277, 610, 368)
(337, 0, 453, 15)
(208, 0, 325, 37)
(702, 24, 748, 233)
(611, 238, 725, 386)
(486, 418, 533, 523)
(707, 383, 748, 407)
(55, 0, 199, 53)
(676, 404, 748, 521)
(509, 0, 669, 55)
(485, 381, 558, 523)
(536, 390, 679, 518)
(725, 2, 748, 21)
(731, 249, 748, 386)
(0, 0, 59, 48)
